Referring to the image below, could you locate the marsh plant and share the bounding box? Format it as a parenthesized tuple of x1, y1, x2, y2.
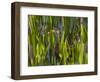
(28, 15, 88, 66)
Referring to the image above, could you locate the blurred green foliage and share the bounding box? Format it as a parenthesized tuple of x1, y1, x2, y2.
(28, 15, 88, 66)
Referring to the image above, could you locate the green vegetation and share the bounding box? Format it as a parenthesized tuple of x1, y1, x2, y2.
(28, 15, 88, 66)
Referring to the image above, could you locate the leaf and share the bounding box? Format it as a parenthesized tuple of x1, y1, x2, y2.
(81, 24, 87, 43)
(84, 53, 88, 64)
(30, 58, 34, 66)
(59, 53, 63, 58)
(78, 42, 84, 64)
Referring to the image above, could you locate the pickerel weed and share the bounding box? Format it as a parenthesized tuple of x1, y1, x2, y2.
(28, 15, 88, 66)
